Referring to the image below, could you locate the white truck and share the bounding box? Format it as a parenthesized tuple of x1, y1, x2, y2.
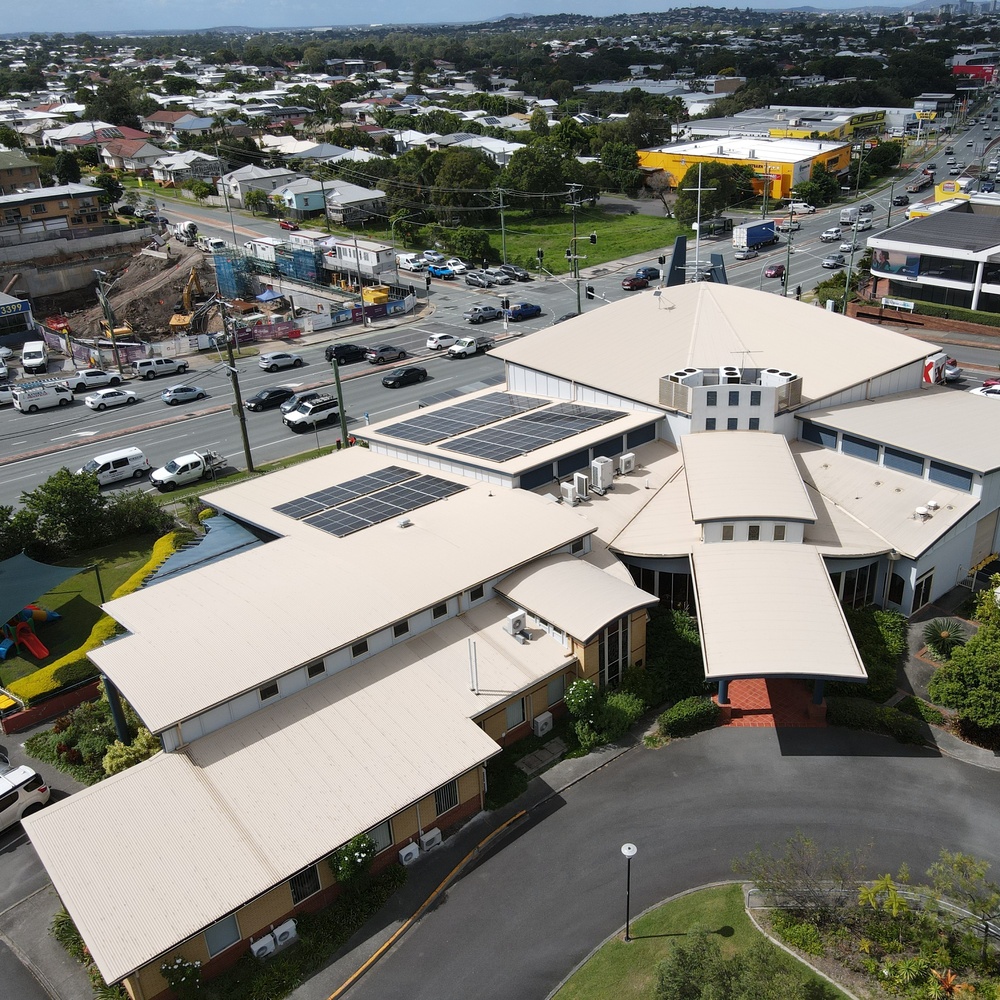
(172, 221, 198, 245)
(195, 236, 226, 253)
(150, 450, 226, 491)
(840, 207, 859, 226)
(447, 336, 494, 359)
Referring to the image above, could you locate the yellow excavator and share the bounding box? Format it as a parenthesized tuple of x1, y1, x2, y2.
(168, 267, 206, 332)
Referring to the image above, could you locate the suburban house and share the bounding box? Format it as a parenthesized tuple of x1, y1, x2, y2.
(99, 138, 168, 175)
(0, 149, 41, 194)
(268, 177, 386, 224)
(151, 150, 225, 186)
(24, 283, 1000, 999)
(217, 163, 299, 206)
(141, 110, 202, 137)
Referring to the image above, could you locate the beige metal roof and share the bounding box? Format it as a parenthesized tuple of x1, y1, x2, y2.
(496, 553, 658, 642)
(691, 544, 867, 681)
(492, 283, 932, 408)
(609, 464, 701, 558)
(26, 598, 568, 986)
(91, 450, 590, 733)
(793, 441, 979, 559)
(681, 432, 816, 522)
(802, 386, 1000, 473)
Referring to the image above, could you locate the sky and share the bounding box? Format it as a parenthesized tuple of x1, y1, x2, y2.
(5, 1, 915, 37)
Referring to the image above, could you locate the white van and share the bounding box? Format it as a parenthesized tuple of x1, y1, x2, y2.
(20, 340, 48, 375)
(788, 201, 816, 214)
(78, 446, 151, 485)
(396, 253, 426, 272)
(12, 382, 73, 412)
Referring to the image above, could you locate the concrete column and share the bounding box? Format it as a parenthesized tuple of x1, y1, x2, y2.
(717, 678, 730, 705)
(812, 679, 825, 705)
(972, 260, 985, 311)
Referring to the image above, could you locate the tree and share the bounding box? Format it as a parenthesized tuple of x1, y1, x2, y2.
(430, 148, 498, 224)
(103, 728, 160, 776)
(0, 125, 21, 149)
(673, 162, 747, 226)
(502, 140, 569, 209)
(54, 152, 81, 185)
(927, 850, 1000, 963)
(600, 141, 642, 195)
(20, 468, 107, 556)
(449, 227, 492, 263)
(188, 179, 212, 203)
(243, 189, 268, 216)
(93, 171, 123, 205)
(529, 107, 550, 136)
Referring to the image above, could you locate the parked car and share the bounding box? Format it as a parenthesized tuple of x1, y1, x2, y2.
(325, 343, 367, 365)
(382, 366, 427, 388)
(821, 254, 846, 269)
(734, 248, 758, 261)
(258, 352, 304, 372)
(426, 333, 458, 350)
(427, 264, 456, 279)
(465, 271, 494, 288)
(244, 387, 295, 412)
(635, 266, 661, 279)
(422, 249, 445, 263)
(366, 344, 406, 365)
(445, 258, 468, 274)
(763, 263, 785, 279)
(498, 263, 531, 282)
(117, 205, 136, 217)
(84, 387, 137, 410)
(892, 194, 910, 206)
(277, 219, 299, 231)
(62, 369, 123, 392)
(0, 383, 14, 406)
(970, 386, 1000, 398)
(280, 390, 322, 415)
(622, 275, 649, 290)
(161, 384, 207, 405)
(820, 227, 843, 242)
(505, 302, 542, 321)
(483, 268, 513, 285)
(132, 357, 188, 380)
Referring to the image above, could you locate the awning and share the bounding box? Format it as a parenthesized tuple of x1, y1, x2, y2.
(0, 553, 87, 625)
(256, 288, 284, 302)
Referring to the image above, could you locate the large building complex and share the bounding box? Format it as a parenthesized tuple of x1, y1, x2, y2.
(24, 283, 1000, 1000)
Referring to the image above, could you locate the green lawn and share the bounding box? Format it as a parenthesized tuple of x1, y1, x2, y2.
(0, 538, 155, 685)
(553, 883, 849, 1000)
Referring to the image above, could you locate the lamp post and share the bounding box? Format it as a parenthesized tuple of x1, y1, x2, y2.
(886, 178, 896, 229)
(782, 207, 796, 297)
(621, 843, 637, 942)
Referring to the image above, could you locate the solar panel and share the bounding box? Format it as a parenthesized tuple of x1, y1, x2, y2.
(274, 465, 417, 519)
(380, 392, 549, 444)
(273, 496, 328, 519)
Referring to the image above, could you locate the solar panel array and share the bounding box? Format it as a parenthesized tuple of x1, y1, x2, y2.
(416, 372, 505, 409)
(380, 391, 548, 445)
(273, 465, 417, 519)
(441, 403, 626, 463)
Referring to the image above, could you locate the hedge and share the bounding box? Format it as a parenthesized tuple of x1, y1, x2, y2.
(826, 696, 926, 745)
(658, 696, 719, 738)
(8, 532, 188, 705)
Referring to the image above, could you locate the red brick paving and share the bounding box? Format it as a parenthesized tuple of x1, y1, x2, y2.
(716, 678, 827, 728)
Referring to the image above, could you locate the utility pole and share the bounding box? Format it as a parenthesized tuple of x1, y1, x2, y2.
(216, 141, 239, 248)
(841, 211, 863, 315)
(331, 357, 350, 447)
(498, 187, 507, 264)
(353, 232, 368, 328)
(682, 164, 716, 281)
(569, 183, 582, 313)
(782, 208, 796, 297)
(219, 302, 254, 473)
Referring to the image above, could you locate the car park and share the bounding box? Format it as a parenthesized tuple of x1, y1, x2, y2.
(382, 366, 427, 388)
(892, 194, 910, 206)
(132, 357, 189, 380)
(622, 275, 649, 290)
(734, 248, 758, 261)
(463, 303, 502, 324)
(84, 387, 137, 410)
(280, 390, 321, 415)
(325, 342, 367, 365)
(161, 384, 207, 405)
(366, 344, 406, 364)
(426, 333, 458, 350)
(445, 258, 468, 274)
(422, 249, 445, 263)
(63, 368, 123, 392)
(465, 271, 494, 288)
(822, 254, 846, 268)
(244, 387, 295, 412)
(764, 263, 785, 279)
(277, 219, 299, 231)
(635, 266, 661, 280)
(505, 302, 542, 321)
(499, 263, 531, 282)
(258, 351, 304, 372)
(426, 264, 456, 279)
(820, 227, 842, 242)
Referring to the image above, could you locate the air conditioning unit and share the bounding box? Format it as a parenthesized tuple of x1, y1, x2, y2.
(273, 919, 298, 949)
(760, 369, 798, 388)
(573, 470, 589, 497)
(619, 452, 636, 475)
(532, 711, 553, 737)
(504, 610, 527, 635)
(591, 456, 614, 492)
(560, 481, 579, 505)
(420, 827, 442, 851)
(399, 842, 420, 866)
(668, 367, 703, 387)
(251, 934, 276, 960)
(720, 366, 741, 385)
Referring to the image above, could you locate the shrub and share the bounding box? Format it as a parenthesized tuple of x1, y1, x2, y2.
(771, 910, 825, 956)
(597, 690, 645, 740)
(827, 697, 925, 744)
(328, 833, 376, 890)
(564, 678, 598, 721)
(923, 618, 968, 660)
(645, 607, 712, 703)
(826, 605, 906, 702)
(574, 719, 605, 752)
(620, 663, 664, 709)
(895, 695, 946, 726)
(103, 727, 160, 775)
(658, 696, 719, 738)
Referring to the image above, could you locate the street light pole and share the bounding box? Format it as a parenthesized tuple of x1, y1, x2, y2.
(569, 182, 582, 314)
(219, 301, 254, 473)
(782, 207, 795, 297)
(886, 178, 896, 229)
(621, 843, 637, 942)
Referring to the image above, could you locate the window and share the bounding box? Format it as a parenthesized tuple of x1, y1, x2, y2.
(728, 390, 740, 406)
(351, 639, 368, 658)
(30, 204, 46, 214)
(432, 602, 448, 619)
(748, 525, 760, 541)
(259, 681, 279, 701)
(393, 620, 409, 638)
(929, 461, 973, 492)
(748, 417, 760, 431)
(204, 914, 240, 957)
(727, 418, 738, 430)
(773, 525, 786, 541)
(706, 390, 717, 406)
(750, 390, 761, 406)
(547, 674, 565, 707)
(289, 865, 320, 904)
(598, 615, 630, 689)
(800, 420, 837, 449)
(884, 446, 924, 477)
(434, 779, 459, 815)
(627, 425, 656, 449)
(307, 661, 325, 679)
(470, 584, 484, 602)
(913, 571, 934, 611)
(505, 698, 525, 730)
(705, 418, 716, 431)
(842, 434, 879, 463)
(722, 525, 734, 540)
(571, 538, 584, 555)
(888, 572, 905, 606)
(368, 819, 393, 854)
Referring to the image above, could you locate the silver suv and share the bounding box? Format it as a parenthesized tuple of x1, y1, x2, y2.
(132, 357, 189, 380)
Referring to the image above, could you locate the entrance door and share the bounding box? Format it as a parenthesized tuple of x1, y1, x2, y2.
(913, 571, 934, 612)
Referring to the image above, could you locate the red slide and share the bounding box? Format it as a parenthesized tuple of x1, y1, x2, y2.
(15, 621, 48, 659)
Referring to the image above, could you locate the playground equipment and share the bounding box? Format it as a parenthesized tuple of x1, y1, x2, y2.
(1, 605, 60, 660)
(13, 621, 48, 659)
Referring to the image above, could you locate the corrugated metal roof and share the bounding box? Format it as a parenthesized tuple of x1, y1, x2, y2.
(496, 553, 658, 642)
(681, 432, 816, 522)
(692, 544, 867, 681)
(491, 283, 931, 409)
(26, 599, 568, 986)
(871, 210, 1000, 253)
(91, 451, 590, 734)
(802, 387, 1000, 473)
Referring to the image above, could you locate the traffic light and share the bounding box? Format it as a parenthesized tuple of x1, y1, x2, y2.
(425, 276, 431, 290)
(796, 285, 802, 300)
(501, 297, 510, 310)
(658, 255, 666, 265)
(536, 247, 544, 260)
(589, 232, 597, 244)
(586, 284, 595, 300)
(565, 248, 572, 259)
(780, 275, 785, 287)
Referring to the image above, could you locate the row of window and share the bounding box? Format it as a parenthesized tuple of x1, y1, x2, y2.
(706, 389, 762, 407)
(705, 417, 761, 431)
(722, 524, 786, 541)
(502, 676, 566, 731)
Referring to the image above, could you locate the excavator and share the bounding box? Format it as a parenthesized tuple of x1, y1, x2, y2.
(169, 267, 213, 332)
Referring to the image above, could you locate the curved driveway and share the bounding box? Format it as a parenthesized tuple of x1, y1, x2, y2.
(347, 727, 995, 1000)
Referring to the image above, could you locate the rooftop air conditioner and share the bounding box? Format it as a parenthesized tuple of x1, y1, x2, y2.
(560, 482, 579, 505)
(273, 919, 298, 949)
(573, 471, 589, 497)
(619, 452, 636, 475)
(669, 367, 703, 387)
(251, 934, 276, 960)
(504, 610, 527, 635)
(760, 369, 797, 388)
(420, 827, 443, 851)
(532, 711, 554, 737)
(591, 456, 614, 492)
(720, 366, 741, 385)
(399, 842, 420, 866)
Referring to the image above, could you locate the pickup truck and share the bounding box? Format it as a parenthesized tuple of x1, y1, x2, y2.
(150, 450, 226, 491)
(447, 336, 494, 358)
(505, 302, 542, 321)
(463, 304, 501, 324)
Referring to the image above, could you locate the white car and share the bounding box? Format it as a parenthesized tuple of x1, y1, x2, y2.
(84, 387, 138, 410)
(444, 258, 468, 274)
(63, 368, 123, 392)
(0, 346, 12, 362)
(820, 228, 843, 242)
(259, 352, 304, 372)
(426, 333, 458, 351)
(839, 241, 863, 253)
(0, 383, 14, 405)
(970, 386, 1000, 398)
